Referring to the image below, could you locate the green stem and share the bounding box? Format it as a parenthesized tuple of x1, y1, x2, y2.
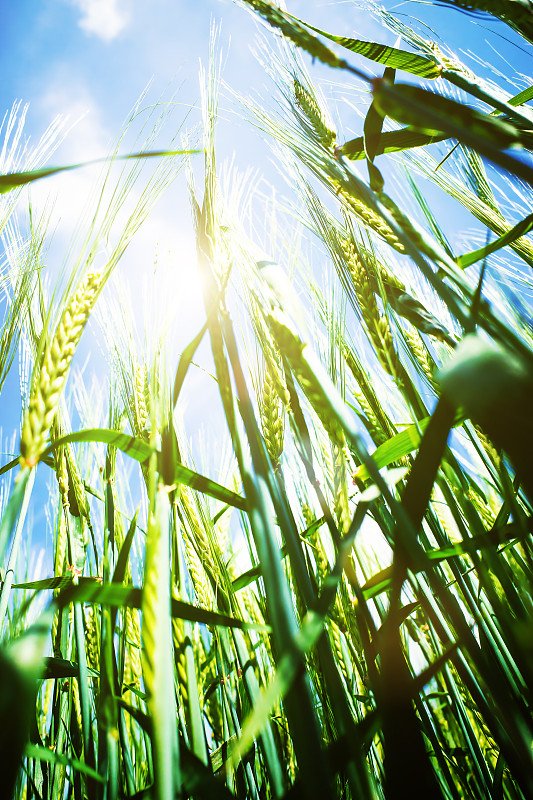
(0, 468, 35, 629)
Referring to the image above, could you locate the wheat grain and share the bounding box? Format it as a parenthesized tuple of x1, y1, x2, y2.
(20, 272, 103, 466)
(332, 443, 350, 535)
(260, 364, 285, 472)
(293, 80, 336, 148)
(124, 607, 143, 688)
(336, 184, 407, 253)
(404, 327, 437, 386)
(267, 308, 345, 447)
(369, 315, 404, 384)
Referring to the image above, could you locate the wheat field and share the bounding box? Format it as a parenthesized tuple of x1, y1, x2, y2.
(1, 1, 533, 798)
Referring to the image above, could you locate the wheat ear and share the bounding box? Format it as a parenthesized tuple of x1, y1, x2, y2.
(260, 364, 285, 472)
(293, 79, 336, 148)
(20, 272, 102, 466)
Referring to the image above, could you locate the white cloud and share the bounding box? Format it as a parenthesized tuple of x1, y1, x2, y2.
(71, 0, 129, 43)
(36, 82, 111, 159)
(19, 79, 202, 340)
(19, 82, 113, 246)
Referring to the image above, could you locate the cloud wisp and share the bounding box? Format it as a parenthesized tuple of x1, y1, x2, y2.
(71, 0, 129, 43)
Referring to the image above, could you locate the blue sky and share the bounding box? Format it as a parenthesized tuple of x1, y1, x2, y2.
(1, 0, 530, 254)
(3, 0, 529, 178)
(2, 0, 530, 261)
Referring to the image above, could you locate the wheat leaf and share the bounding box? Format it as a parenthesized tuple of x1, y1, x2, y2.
(457, 213, 533, 269)
(39, 429, 247, 511)
(285, 12, 442, 77)
(0, 149, 200, 194)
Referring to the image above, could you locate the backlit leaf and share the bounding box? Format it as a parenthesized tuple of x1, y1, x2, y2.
(286, 12, 442, 77)
(0, 149, 200, 194)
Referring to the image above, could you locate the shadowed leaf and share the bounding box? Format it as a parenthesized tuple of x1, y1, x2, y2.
(342, 126, 447, 160)
(53, 581, 270, 632)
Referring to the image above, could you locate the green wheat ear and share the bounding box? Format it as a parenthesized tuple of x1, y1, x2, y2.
(293, 79, 336, 148)
(266, 307, 345, 447)
(260, 363, 285, 472)
(20, 271, 103, 466)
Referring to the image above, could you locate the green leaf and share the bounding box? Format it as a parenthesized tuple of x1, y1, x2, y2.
(209, 737, 237, 772)
(286, 12, 442, 78)
(0, 456, 23, 478)
(112, 510, 139, 585)
(353, 419, 430, 481)
(374, 83, 523, 148)
(0, 148, 200, 194)
(362, 567, 393, 600)
(363, 65, 394, 190)
(13, 575, 99, 590)
(172, 320, 209, 407)
(456, 213, 533, 269)
(507, 84, 533, 107)
(343, 126, 447, 160)
(53, 581, 270, 632)
(372, 80, 533, 186)
(361, 518, 533, 600)
(391, 291, 455, 344)
(232, 545, 288, 592)
(42, 656, 99, 680)
(25, 743, 104, 782)
(0, 467, 31, 563)
(43, 427, 152, 462)
(40, 429, 247, 511)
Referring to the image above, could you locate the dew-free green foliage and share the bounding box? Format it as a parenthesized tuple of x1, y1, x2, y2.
(1, 3, 533, 800)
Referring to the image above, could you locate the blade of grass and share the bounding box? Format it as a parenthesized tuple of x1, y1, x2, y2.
(456, 212, 533, 269)
(284, 12, 442, 78)
(36, 429, 246, 511)
(54, 582, 271, 632)
(0, 149, 200, 194)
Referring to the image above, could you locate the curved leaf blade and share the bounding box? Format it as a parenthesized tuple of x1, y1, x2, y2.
(172, 321, 209, 407)
(25, 743, 104, 782)
(373, 80, 533, 185)
(54, 581, 270, 632)
(342, 127, 447, 160)
(40, 429, 247, 511)
(0, 149, 200, 194)
(286, 12, 442, 78)
(353, 419, 430, 481)
(457, 213, 533, 269)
